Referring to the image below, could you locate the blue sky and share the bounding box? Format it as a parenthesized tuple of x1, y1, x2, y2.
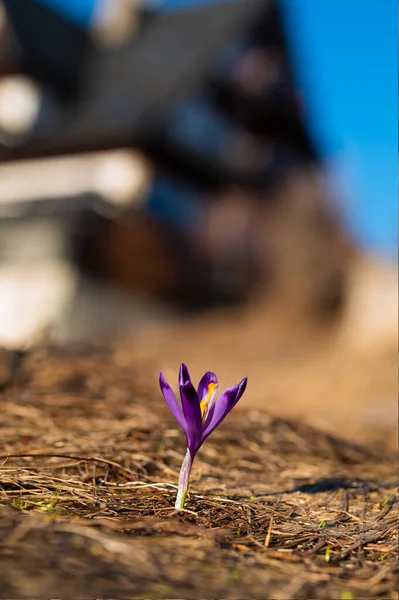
(281, 0, 397, 257)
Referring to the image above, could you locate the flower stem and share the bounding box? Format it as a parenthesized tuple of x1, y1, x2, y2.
(175, 448, 193, 511)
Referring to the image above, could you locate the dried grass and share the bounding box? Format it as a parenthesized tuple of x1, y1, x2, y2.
(0, 346, 397, 599)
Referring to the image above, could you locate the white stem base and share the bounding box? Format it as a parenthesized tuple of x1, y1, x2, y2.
(175, 448, 193, 511)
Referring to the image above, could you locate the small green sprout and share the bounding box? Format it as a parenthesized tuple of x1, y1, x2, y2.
(324, 546, 331, 562)
(35, 491, 60, 512)
(380, 488, 397, 509)
(318, 519, 327, 528)
(12, 491, 60, 513)
(12, 499, 27, 510)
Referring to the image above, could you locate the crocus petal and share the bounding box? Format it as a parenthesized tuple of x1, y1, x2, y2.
(197, 371, 218, 403)
(201, 377, 247, 442)
(198, 372, 219, 424)
(180, 380, 203, 455)
(159, 373, 187, 431)
(179, 363, 191, 389)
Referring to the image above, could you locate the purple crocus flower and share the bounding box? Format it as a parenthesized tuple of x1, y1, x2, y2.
(159, 363, 247, 510)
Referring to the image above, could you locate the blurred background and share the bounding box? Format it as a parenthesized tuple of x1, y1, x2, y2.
(0, 0, 397, 445)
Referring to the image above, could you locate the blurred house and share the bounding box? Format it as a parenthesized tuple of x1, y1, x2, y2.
(0, 0, 395, 350)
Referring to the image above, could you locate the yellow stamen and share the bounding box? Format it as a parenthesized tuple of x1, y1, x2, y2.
(200, 382, 218, 423)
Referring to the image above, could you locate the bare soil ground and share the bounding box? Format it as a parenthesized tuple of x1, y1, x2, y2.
(0, 345, 397, 599)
